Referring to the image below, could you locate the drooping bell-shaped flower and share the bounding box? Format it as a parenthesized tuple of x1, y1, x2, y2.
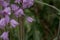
(23, 0, 34, 8)
(5, 0, 10, 3)
(2, 7, 11, 15)
(11, 4, 19, 11)
(5, 15, 10, 24)
(15, 9, 24, 17)
(0, 18, 6, 29)
(0, 32, 9, 40)
(10, 19, 19, 28)
(0, 1, 9, 8)
(0, 10, 2, 13)
(14, 0, 21, 4)
(26, 17, 34, 22)
(0, 16, 10, 29)
(0, 0, 4, 5)
(0, 0, 4, 1)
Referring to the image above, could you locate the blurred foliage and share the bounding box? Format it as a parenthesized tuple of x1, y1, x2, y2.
(24, 0, 59, 40)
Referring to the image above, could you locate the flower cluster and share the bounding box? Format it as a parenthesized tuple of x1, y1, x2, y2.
(0, 0, 34, 40)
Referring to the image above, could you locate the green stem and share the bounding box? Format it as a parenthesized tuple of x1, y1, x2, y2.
(18, 16, 25, 40)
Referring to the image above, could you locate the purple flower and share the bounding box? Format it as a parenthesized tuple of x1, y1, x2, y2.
(0, 18, 6, 29)
(0, 16, 10, 29)
(0, 0, 4, 5)
(26, 17, 34, 22)
(2, 7, 11, 15)
(0, 32, 9, 40)
(10, 19, 19, 28)
(5, 15, 10, 24)
(0, 0, 4, 1)
(11, 4, 19, 11)
(15, 9, 24, 17)
(0, 1, 9, 8)
(23, 0, 34, 8)
(5, 0, 10, 3)
(14, 0, 21, 4)
(0, 10, 2, 13)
